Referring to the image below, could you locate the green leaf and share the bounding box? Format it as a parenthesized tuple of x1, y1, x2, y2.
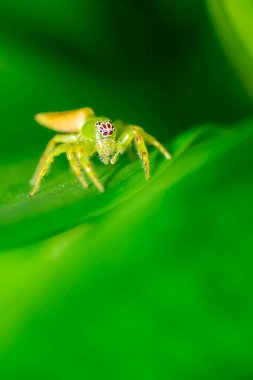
(0, 124, 236, 250)
(0, 118, 253, 379)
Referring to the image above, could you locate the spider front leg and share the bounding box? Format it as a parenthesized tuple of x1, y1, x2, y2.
(135, 127, 171, 160)
(134, 132, 150, 179)
(110, 128, 135, 164)
(111, 125, 171, 179)
(30, 134, 77, 186)
(75, 146, 105, 192)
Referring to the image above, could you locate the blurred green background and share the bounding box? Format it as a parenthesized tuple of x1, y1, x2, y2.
(0, 0, 253, 379)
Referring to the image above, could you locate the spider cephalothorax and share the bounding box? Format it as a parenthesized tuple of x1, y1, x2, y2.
(30, 107, 171, 196)
(95, 121, 115, 137)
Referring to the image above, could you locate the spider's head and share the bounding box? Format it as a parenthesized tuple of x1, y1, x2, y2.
(95, 120, 115, 137)
(95, 120, 116, 159)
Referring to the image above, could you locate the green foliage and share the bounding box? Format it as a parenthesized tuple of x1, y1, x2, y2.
(208, 0, 253, 99)
(0, 1, 253, 379)
(0, 124, 223, 248)
(1, 121, 253, 379)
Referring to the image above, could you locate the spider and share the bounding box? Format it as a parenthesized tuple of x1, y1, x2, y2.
(29, 107, 171, 196)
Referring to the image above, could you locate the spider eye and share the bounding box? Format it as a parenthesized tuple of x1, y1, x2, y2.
(95, 121, 101, 126)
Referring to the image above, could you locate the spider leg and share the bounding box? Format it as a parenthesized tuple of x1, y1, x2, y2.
(29, 143, 68, 197)
(111, 124, 171, 180)
(30, 134, 77, 186)
(110, 129, 135, 164)
(133, 132, 150, 180)
(131, 126, 171, 159)
(66, 149, 88, 189)
(110, 127, 150, 178)
(75, 146, 104, 192)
